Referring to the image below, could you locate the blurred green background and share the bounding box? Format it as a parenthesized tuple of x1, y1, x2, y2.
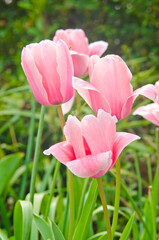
(1, 1, 159, 237)
(1, 0, 159, 89)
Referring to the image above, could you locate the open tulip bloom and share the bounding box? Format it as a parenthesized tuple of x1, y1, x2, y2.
(73, 55, 158, 120)
(21, 39, 74, 106)
(133, 81, 159, 125)
(44, 109, 140, 178)
(53, 28, 108, 77)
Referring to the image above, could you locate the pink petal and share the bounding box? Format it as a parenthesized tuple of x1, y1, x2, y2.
(88, 55, 100, 78)
(53, 29, 70, 46)
(71, 52, 89, 77)
(69, 29, 89, 55)
(29, 40, 63, 105)
(121, 84, 158, 119)
(90, 55, 133, 119)
(133, 103, 159, 126)
(112, 132, 140, 167)
(81, 110, 116, 155)
(89, 41, 108, 57)
(21, 46, 50, 105)
(62, 91, 75, 115)
(155, 81, 159, 102)
(56, 40, 74, 103)
(43, 142, 75, 165)
(67, 151, 112, 178)
(64, 115, 86, 158)
(73, 77, 111, 115)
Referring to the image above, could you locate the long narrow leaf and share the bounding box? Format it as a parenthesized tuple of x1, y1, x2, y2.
(72, 179, 98, 240)
(0, 153, 23, 196)
(33, 214, 54, 240)
(49, 218, 65, 240)
(119, 213, 135, 240)
(14, 200, 32, 240)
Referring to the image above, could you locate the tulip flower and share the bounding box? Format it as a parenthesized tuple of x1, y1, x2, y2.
(73, 55, 158, 120)
(53, 29, 108, 77)
(133, 81, 159, 125)
(44, 109, 140, 178)
(21, 39, 74, 106)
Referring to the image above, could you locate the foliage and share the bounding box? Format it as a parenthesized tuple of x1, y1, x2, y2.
(0, 0, 159, 239)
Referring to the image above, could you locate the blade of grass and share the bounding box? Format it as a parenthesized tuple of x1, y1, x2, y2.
(110, 171, 152, 239)
(19, 97, 36, 199)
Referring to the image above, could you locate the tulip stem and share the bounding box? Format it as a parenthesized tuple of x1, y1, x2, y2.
(29, 105, 45, 204)
(56, 105, 75, 240)
(111, 157, 120, 239)
(44, 160, 61, 220)
(97, 177, 112, 240)
(20, 96, 36, 199)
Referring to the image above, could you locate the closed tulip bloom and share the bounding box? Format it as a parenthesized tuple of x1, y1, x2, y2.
(73, 55, 158, 119)
(21, 40, 74, 106)
(44, 110, 140, 178)
(53, 29, 108, 77)
(133, 81, 159, 125)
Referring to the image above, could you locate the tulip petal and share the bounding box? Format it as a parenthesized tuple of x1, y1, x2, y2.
(112, 132, 140, 167)
(90, 55, 133, 119)
(67, 151, 112, 178)
(64, 115, 86, 158)
(121, 84, 158, 119)
(133, 103, 159, 126)
(73, 77, 111, 115)
(89, 41, 108, 57)
(81, 110, 116, 154)
(69, 29, 89, 55)
(62, 91, 75, 115)
(89, 55, 100, 78)
(21, 47, 50, 105)
(53, 29, 70, 46)
(71, 52, 89, 77)
(43, 141, 75, 165)
(29, 40, 64, 104)
(57, 40, 74, 102)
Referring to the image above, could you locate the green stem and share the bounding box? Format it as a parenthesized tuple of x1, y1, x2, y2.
(56, 105, 74, 240)
(133, 151, 142, 199)
(68, 168, 75, 240)
(29, 105, 45, 204)
(44, 161, 60, 219)
(97, 177, 112, 240)
(20, 97, 36, 199)
(39, 157, 55, 192)
(76, 178, 89, 223)
(111, 158, 120, 239)
(146, 154, 152, 185)
(148, 186, 156, 240)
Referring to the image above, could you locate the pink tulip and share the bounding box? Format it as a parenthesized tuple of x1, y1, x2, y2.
(133, 81, 159, 125)
(53, 29, 108, 77)
(44, 110, 140, 178)
(133, 103, 159, 126)
(21, 40, 74, 106)
(73, 55, 158, 120)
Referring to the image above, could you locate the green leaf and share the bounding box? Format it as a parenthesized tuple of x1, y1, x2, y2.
(29, 193, 49, 240)
(0, 153, 23, 195)
(0, 229, 8, 240)
(72, 179, 98, 240)
(33, 214, 54, 240)
(152, 166, 159, 217)
(14, 200, 32, 240)
(119, 213, 136, 240)
(49, 218, 65, 240)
